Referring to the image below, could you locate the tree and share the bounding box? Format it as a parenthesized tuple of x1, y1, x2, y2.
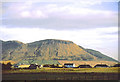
(6, 62, 12, 70)
(2, 62, 12, 70)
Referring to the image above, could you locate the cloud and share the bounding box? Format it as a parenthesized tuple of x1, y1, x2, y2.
(2, 2, 117, 30)
(20, 10, 48, 18)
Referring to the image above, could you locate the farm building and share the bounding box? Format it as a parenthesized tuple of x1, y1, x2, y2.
(94, 64, 109, 68)
(49, 64, 62, 68)
(43, 64, 50, 68)
(13, 65, 19, 68)
(78, 64, 92, 68)
(29, 64, 39, 69)
(64, 63, 75, 68)
(41, 64, 61, 68)
(18, 65, 30, 68)
(113, 64, 120, 67)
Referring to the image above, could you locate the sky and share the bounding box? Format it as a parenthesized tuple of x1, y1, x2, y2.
(0, 0, 118, 60)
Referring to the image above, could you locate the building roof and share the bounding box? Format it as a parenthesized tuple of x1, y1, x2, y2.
(64, 63, 74, 65)
(94, 64, 109, 67)
(78, 64, 92, 68)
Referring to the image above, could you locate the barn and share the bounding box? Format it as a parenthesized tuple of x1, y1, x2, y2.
(78, 64, 92, 68)
(94, 64, 109, 68)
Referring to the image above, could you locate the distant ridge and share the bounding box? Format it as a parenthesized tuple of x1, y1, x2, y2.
(1, 39, 118, 65)
(28, 39, 73, 45)
(85, 49, 118, 62)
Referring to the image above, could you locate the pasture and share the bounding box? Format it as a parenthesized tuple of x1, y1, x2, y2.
(2, 67, 120, 80)
(3, 67, 120, 73)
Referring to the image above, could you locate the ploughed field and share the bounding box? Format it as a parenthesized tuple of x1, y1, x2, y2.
(2, 67, 120, 80)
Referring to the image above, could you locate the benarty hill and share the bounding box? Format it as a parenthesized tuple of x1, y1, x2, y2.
(1, 39, 118, 65)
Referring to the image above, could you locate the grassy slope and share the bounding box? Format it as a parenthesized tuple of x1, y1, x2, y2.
(85, 49, 118, 62)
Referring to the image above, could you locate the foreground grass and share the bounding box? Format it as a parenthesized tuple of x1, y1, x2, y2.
(3, 67, 120, 73)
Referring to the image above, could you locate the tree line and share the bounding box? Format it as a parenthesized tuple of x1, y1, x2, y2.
(0, 62, 12, 70)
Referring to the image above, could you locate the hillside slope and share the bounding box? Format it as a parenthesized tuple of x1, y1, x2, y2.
(85, 49, 118, 62)
(1, 39, 118, 64)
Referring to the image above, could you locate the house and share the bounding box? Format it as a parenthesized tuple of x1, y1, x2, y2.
(78, 64, 92, 68)
(64, 63, 75, 68)
(40, 64, 43, 68)
(18, 65, 30, 68)
(94, 64, 109, 68)
(58, 65, 63, 68)
(29, 64, 38, 69)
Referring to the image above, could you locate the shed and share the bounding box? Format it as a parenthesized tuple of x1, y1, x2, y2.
(64, 63, 75, 68)
(94, 64, 109, 68)
(78, 64, 92, 68)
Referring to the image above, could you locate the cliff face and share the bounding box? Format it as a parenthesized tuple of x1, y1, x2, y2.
(1, 39, 117, 64)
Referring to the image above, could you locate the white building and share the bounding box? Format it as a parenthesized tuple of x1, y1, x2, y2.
(64, 63, 75, 68)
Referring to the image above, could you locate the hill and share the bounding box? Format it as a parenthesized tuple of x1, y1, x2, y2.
(85, 49, 118, 62)
(1, 39, 118, 65)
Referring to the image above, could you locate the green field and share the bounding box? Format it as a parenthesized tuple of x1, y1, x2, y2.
(3, 67, 120, 73)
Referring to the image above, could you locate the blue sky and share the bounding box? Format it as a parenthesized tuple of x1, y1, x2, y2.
(0, 0, 118, 60)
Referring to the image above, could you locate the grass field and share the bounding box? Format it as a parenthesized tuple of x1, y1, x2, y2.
(3, 68, 120, 80)
(3, 67, 120, 80)
(3, 67, 120, 74)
